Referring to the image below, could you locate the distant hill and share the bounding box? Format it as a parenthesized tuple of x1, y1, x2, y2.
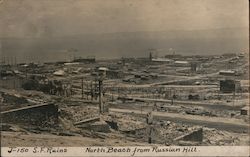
(1, 28, 248, 63)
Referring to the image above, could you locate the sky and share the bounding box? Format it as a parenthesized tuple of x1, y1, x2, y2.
(0, 0, 248, 38)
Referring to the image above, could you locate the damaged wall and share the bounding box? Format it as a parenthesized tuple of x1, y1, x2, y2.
(0, 103, 58, 127)
(175, 128, 203, 142)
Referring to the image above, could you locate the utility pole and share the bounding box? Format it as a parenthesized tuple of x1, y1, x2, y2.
(81, 78, 84, 99)
(98, 67, 107, 114)
(98, 79, 103, 113)
(3, 56, 5, 65)
(90, 81, 93, 101)
(14, 56, 17, 66)
(111, 85, 114, 102)
(7, 57, 9, 65)
(86, 81, 89, 100)
(233, 79, 236, 107)
(94, 79, 98, 100)
(171, 89, 174, 105)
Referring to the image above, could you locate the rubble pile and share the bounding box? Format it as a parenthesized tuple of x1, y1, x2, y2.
(203, 128, 241, 145)
(104, 113, 147, 132)
(78, 120, 111, 133)
(150, 122, 203, 144)
(59, 106, 99, 123)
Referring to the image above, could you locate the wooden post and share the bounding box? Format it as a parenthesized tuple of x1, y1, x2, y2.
(91, 81, 93, 101)
(99, 80, 103, 114)
(147, 112, 153, 144)
(86, 81, 89, 100)
(81, 78, 84, 99)
(233, 79, 236, 107)
(148, 126, 152, 144)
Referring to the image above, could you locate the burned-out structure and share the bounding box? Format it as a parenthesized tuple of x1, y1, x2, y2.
(219, 79, 241, 93)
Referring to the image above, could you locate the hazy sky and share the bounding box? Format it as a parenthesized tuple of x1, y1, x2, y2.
(0, 0, 248, 37)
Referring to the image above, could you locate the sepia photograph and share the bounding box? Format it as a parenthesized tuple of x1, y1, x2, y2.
(0, 0, 249, 156)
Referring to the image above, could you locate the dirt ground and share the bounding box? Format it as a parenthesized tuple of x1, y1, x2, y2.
(1, 131, 149, 146)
